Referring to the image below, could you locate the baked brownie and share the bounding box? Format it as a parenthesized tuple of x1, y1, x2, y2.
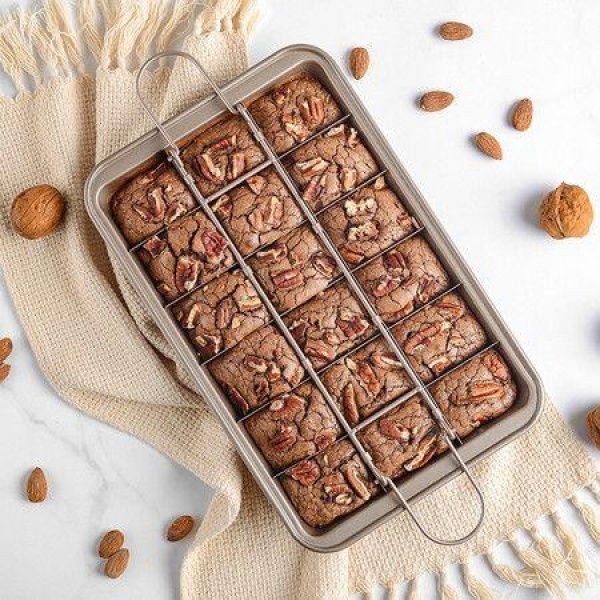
(280, 440, 378, 528)
(283, 283, 375, 370)
(430, 350, 517, 438)
(248, 74, 342, 154)
(212, 167, 304, 256)
(245, 384, 341, 471)
(181, 115, 265, 197)
(111, 163, 196, 245)
(356, 237, 450, 323)
(208, 325, 305, 415)
(321, 337, 413, 426)
(357, 397, 443, 479)
(137, 211, 234, 302)
(287, 124, 378, 210)
(172, 270, 269, 360)
(319, 176, 416, 266)
(392, 293, 487, 382)
(247, 225, 339, 313)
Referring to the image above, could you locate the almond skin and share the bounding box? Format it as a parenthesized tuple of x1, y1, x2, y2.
(104, 548, 129, 579)
(439, 22, 473, 41)
(0, 338, 12, 362)
(98, 530, 125, 559)
(512, 98, 533, 131)
(167, 515, 195, 542)
(349, 47, 369, 80)
(0, 363, 10, 383)
(26, 467, 48, 503)
(420, 91, 454, 112)
(474, 132, 503, 160)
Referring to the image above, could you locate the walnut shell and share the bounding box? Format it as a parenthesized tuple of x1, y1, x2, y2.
(11, 184, 65, 239)
(539, 183, 593, 239)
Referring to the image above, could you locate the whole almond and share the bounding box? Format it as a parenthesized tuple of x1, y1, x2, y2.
(349, 47, 369, 80)
(0, 338, 12, 362)
(439, 22, 473, 41)
(98, 530, 125, 558)
(167, 515, 195, 542)
(104, 548, 129, 579)
(420, 91, 454, 112)
(26, 467, 47, 503)
(0, 363, 10, 383)
(512, 98, 533, 131)
(474, 132, 503, 160)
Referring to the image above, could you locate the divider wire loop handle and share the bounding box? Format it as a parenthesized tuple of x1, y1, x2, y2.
(386, 437, 485, 546)
(135, 50, 238, 157)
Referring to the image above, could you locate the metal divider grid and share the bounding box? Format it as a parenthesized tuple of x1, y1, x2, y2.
(135, 51, 485, 545)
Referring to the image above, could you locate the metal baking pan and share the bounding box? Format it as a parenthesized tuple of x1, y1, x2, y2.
(85, 45, 543, 552)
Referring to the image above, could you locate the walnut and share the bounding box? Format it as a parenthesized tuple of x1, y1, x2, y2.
(539, 183, 593, 239)
(11, 185, 65, 239)
(586, 406, 600, 449)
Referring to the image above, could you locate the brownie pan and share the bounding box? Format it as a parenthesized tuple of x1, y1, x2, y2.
(85, 45, 544, 552)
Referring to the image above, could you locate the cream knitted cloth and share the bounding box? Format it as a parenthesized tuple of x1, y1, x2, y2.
(0, 2, 598, 599)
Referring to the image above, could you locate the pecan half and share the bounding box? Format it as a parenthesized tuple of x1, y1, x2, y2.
(404, 431, 438, 471)
(312, 252, 337, 278)
(228, 151, 246, 180)
(299, 96, 325, 125)
(246, 175, 266, 194)
(270, 393, 304, 415)
(201, 231, 227, 263)
(482, 353, 510, 381)
(134, 186, 166, 222)
(304, 339, 336, 362)
(263, 195, 283, 228)
(257, 242, 287, 262)
(296, 157, 329, 177)
(175, 254, 201, 292)
(341, 167, 358, 192)
(143, 236, 167, 257)
(273, 268, 304, 290)
(383, 250, 409, 277)
(342, 383, 360, 425)
(270, 425, 297, 453)
(404, 322, 446, 354)
(288, 460, 320, 486)
(244, 355, 268, 373)
(196, 153, 224, 183)
(355, 361, 381, 396)
(379, 418, 411, 442)
(371, 352, 404, 370)
(436, 300, 464, 320)
(302, 177, 322, 204)
(215, 297, 234, 329)
(461, 382, 505, 404)
(223, 383, 249, 413)
(345, 465, 371, 500)
(340, 246, 364, 264)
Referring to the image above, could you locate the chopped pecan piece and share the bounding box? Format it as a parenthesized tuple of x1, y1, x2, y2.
(195, 334, 221, 356)
(289, 320, 308, 341)
(182, 303, 201, 329)
(461, 382, 505, 403)
(265, 362, 281, 382)
(133, 186, 166, 222)
(223, 383, 249, 413)
(312, 252, 337, 277)
(257, 242, 288, 262)
(228, 151, 246, 180)
(270, 425, 297, 453)
(371, 352, 404, 370)
(379, 418, 411, 442)
(213, 195, 233, 219)
(383, 250, 409, 277)
(345, 465, 371, 500)
(314, 430, 336, 451)
(244, 355, 269, 373)
(302, 177, 322, 204)
(355, 361, 381, 396)
(341, 167, 358, 192)
(207, 135, 237, 154)
(215, 297, 234, 329)
(282, 110, 310, 140)
(436, 300, 464, 320)
(340, 246, 365, 264)
(237, 294, 262, 312)
(372, 274, 401, 297)
(344, 195, 377, 217)
(175, 254, 201, 292)
(288, 460, 320, 486)
(196, 153, 225, 183)
(201, 231, 227, 263)
(482, 353, 510, 381)
(337, 315, 370, 340)
(304, 339, 336, 362)
(324, 124, 345, 138)
(272, 268, 304, 290)
(296, 157, 329, 176)
(347, 221, 378, 242)
(404, 322, 447, 354)
(164, 201, 188, 224)
(404, 431, 438, 471)
(143, 236, 167, 257)
(246, 174, 266, 194)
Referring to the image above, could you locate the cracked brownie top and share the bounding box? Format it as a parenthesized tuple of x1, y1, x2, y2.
(321, 337, 413, 426)
(172, 270, 269, 360)
(283, 282, 375, 370)
(247, 225, 339, 313)
(357, 397, 443, 479)
(356, 237, 450, 323)
(430, 350, 517, 438)
(392, 293, 487, 382)
(280, 439, 378, 528)
(245, 384, 341, 471)
(111, 163, 196, 245)
(137, 211, 234, 302)
(212, 167, 304, 256)
(286, 124, 378, 211)
(181, 115, 265, 197)
(248, 74, 343, 154)
(208, 325, 305, 415)
(319, 176, 416, 266)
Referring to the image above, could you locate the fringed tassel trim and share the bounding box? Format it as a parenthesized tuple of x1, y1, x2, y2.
(196, 0, 260, 37)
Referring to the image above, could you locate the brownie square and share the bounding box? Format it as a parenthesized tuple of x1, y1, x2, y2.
(392, 293, 487, 382)
(181, 115, 265, 197)
(280, 440, 378, 528)
(248, 74, 343, 154)
(172, 270, 269, 360)
(430, 350, 517, 438)
(287, 124, 378, 210)
(208, 325, 305, 415)
(319, 176, 416, 266)
(356, 237, 450, 323)
(212, 167, 304, 256)
(357, 397, 443, 479)
(245, 384, 341, 471)
(137, 211, 234, 302)
(320, 337, 413, 426)
(111, 163, 196, 245)
(282, 282, 375, 370)
(247, 225, 339, 313)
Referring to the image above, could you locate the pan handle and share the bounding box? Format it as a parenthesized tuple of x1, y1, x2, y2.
(135, 50, 238, 157)
(383, 438, 485, 545)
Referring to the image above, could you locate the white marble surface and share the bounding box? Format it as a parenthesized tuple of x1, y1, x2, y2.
(1, 1, 600, 598)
